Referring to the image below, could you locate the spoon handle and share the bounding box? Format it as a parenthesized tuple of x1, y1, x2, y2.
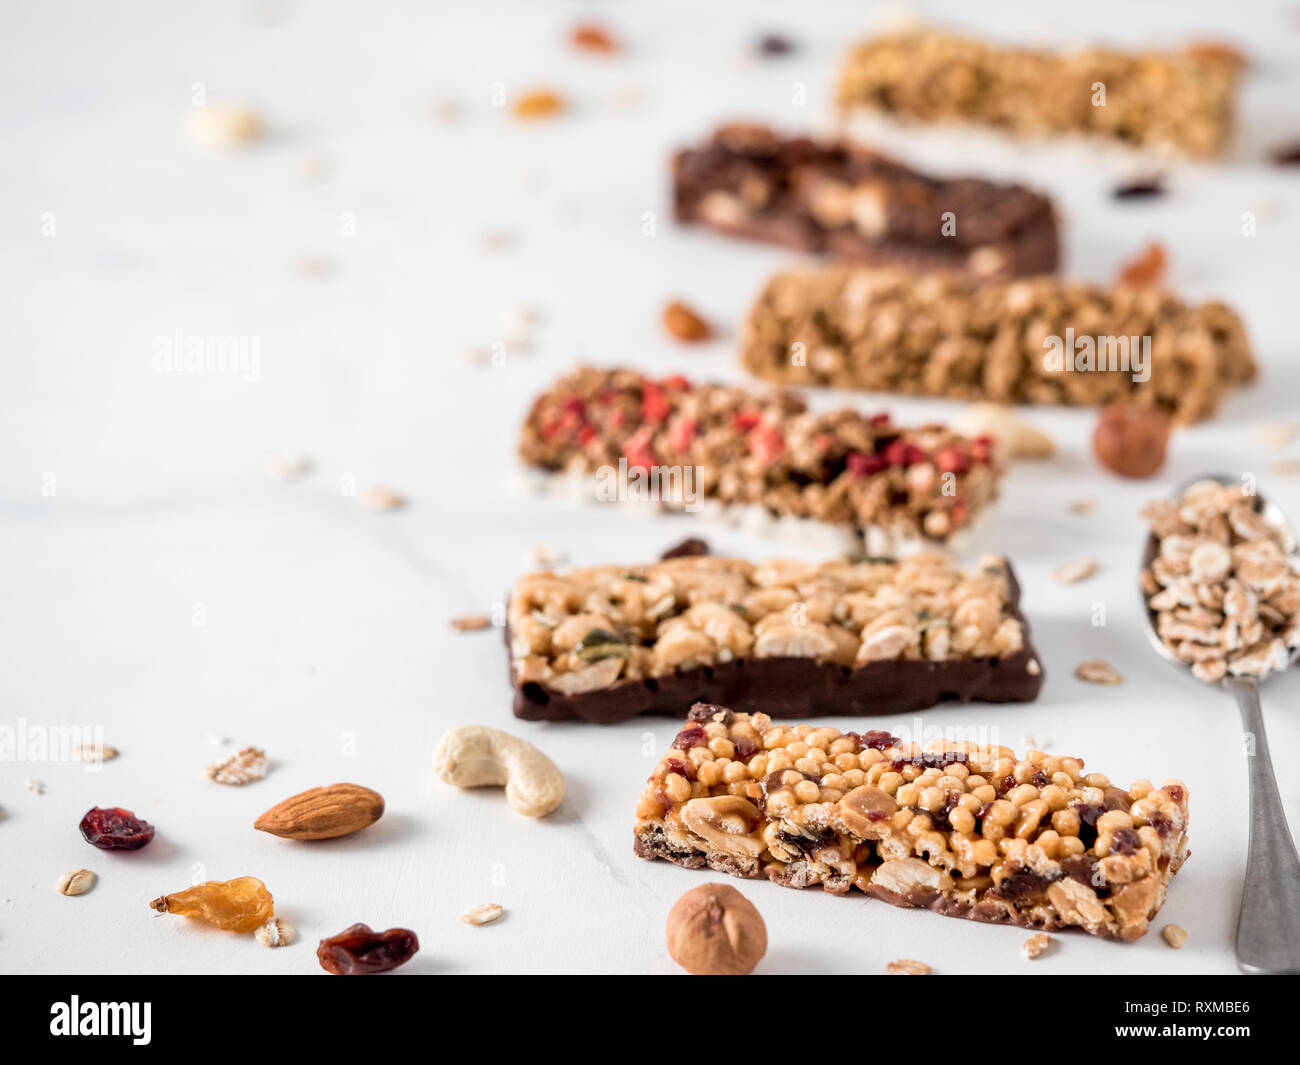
(1228, 677, 1300, 974)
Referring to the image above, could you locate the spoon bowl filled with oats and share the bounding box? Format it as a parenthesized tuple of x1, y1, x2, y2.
(1139, 475, 1300, 974)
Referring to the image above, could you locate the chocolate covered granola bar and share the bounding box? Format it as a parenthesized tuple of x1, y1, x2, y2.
(741, 267, 1255, 423)
(635, 705, 1188, 941)
(508, 553, 1042, 723)
(672, 124, 1058, 278)
(520, 367, 1002, 543)
(837, 29, 1242, 158)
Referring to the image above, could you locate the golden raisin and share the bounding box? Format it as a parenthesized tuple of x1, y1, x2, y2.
(150, 876, 274, 932)
(513, 90, 566, 120)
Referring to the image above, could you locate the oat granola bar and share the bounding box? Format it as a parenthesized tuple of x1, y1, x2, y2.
(672, 124, 1058, 279)
(837, 29, 1241, 158)
(741, 267, 1255, 423)
(635, 704, 1189, 941)
(507, 553, 1042, 723)
(1141, 479, 1300, 682)
(520, 367, 1003, 542)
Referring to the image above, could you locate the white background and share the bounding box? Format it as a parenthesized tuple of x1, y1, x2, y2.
(1, 0, 1299, 975)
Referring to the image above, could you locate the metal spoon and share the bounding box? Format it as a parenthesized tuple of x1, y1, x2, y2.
(1140, 473, 1300, 974)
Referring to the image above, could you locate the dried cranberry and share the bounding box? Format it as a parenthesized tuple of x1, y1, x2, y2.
(1147, 811, 1173, 838)
(747, 425, 785, 462)
(660, 374, 692, 391)
(1110, 827, 1141, 855)
(667, 416, 697, 453)
(686, 701, 729, 722)
(847, 451, 888, 477)
(672, 724, 708, 750)
(79, 807, 155, 851)
(970, 435, 995, 465)
(732, 410, 762, 432)
(734, 739, 758, 761)
(1073, 802, 1105, 847)
(932, 445, 970, 475)
(893, 751, 968, 772)
(622, 425, 657, 470)
(664, 757, 695, 782)
(641, 382, 671, 423)
(1164, 784, 1185, 804)
(1113, 175, 1165, 199)
(860, 730, 899, 751)
(317, 923, 419, 975)
(1031, 769, 1050, 788)
(883, 439, 925, 467)
(868, 412, 892, 426)
(662, 537, 709, 560)
(577, 425, 598, 446)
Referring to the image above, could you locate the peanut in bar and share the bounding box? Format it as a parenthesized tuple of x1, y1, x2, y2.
(635, 705, 1188, 941)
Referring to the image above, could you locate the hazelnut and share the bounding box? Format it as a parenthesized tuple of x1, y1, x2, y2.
(1092, 403, 1171, 478)
(665, 883, 767, 975)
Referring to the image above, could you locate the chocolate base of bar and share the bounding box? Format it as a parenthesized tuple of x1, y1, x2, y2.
(633, 827, 1184, 941)
(677, 197, 1059, 280)
(516, 645, 1042, 723)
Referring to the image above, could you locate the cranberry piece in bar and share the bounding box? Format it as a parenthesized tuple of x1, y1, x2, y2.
(79, 807, 155, 851)
(317, 923, 419, 975)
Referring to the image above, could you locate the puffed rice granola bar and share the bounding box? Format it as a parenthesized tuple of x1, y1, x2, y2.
(741, 267, 1254, 423)
(520, 367, 1002, 542)
(1141, 479, 1300, 682)
(508, 552, 1042, 722)
(837, 29, 1241, 159)
(636, 704, 1189, 941)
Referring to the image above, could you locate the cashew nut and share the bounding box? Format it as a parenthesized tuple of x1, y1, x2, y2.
(680, 796, 764, 859)
(432, 726, 564, 818)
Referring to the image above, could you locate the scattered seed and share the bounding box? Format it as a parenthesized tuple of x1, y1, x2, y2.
(661, 537, 710, 560)
(886, 958, 931, 975)
(1162, 923, 1188, 948)
(430, 97, 460, 122)
(56, 869, 97, 896)
(73, 742, 119, 763)
(1068, 499, 1096, 516)
(255, 917, 297, 947)
(1118, 242, 1167, 288)
(206, 746, 268, 786)
(1053, 558, 1099, 584)
(529, 545, 567, 568)
(663, 300, 713, 342)
(570, 23, 618, 54)
(25, 779, 44, 794)
(296, 154, 332, 183)
(480, 230, 514, 251)
(360, 487, 405, 512)
(1021, 932, 1053, 960)
(451, 614, 492, 632)
(266, 454, 312, 480)
(207, 734, 229, 747)
(1252, 422, 1299, 449)
(513, 90, 566, 120)
(293, 255, 334, 278)
(1076, 659, 1124, 685)
(1271, 142, 1300, 166)
(462, 902, 504, 926)
(187, 103, 264, 150)
(1112, 175, 1165, 199)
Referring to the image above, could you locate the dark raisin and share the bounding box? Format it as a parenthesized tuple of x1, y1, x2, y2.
(661, 537, 710, 560)
(992, 868, 1061, 902)
(1060, 855, 1098, 886)
(317, 923, 419, 975)
(672, 724, 708, 751)
(687, 702, 731, 724)
(756, 33, 796, 57)
(1148, 810, 1173, 838)
(79, 807, 155, 851)
(776, 826, 836, 854)
(860, 730, 899, 751)
(734, 739, 758, 761)
(1031, 770, 1050, 788)
(1271, 141, 1300, 166)
(1113, 175, 1165, 199)
(1110, 827, 1141, 855)
(663, 757, 695, 782)
(1073, 802, 1105, 848)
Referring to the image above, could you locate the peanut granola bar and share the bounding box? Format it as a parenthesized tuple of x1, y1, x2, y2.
(520, 367, 1002, 544)
(507, 553, 1042, 722)
(635, 705, 1189, 941)
(1141, 479, 1300, 682)
(741, 267, 1255, 423)
(837, 29, 1241, 159)
(673, 124, 1058, 278)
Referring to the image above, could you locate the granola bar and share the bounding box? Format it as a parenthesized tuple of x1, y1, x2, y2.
(519, 367, 1003, 542)
(741, 267, 1255, 423)
(635, 704, 1189, 941)
(672, 124, 1058, 278)
(837, 29, 1242, 158)
(1141, 479, 1300, 682)
(507, 553, 1042, 722)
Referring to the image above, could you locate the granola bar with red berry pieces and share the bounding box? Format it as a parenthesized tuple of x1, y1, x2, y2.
(838, 29, 1242, 159)
(519, 367, 1002, 543)
(635, 705, 1189, 941)
(741, 267, 1254, 423)
(673, 124, 1058, 279)
(507, 552, 1042, 722)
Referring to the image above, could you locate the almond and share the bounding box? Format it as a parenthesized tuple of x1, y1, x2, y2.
(254, 783, 385, 840)
(663, 301, 712, 342)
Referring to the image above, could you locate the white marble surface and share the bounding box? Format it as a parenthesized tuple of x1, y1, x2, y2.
(2, 0, 1300, 974)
